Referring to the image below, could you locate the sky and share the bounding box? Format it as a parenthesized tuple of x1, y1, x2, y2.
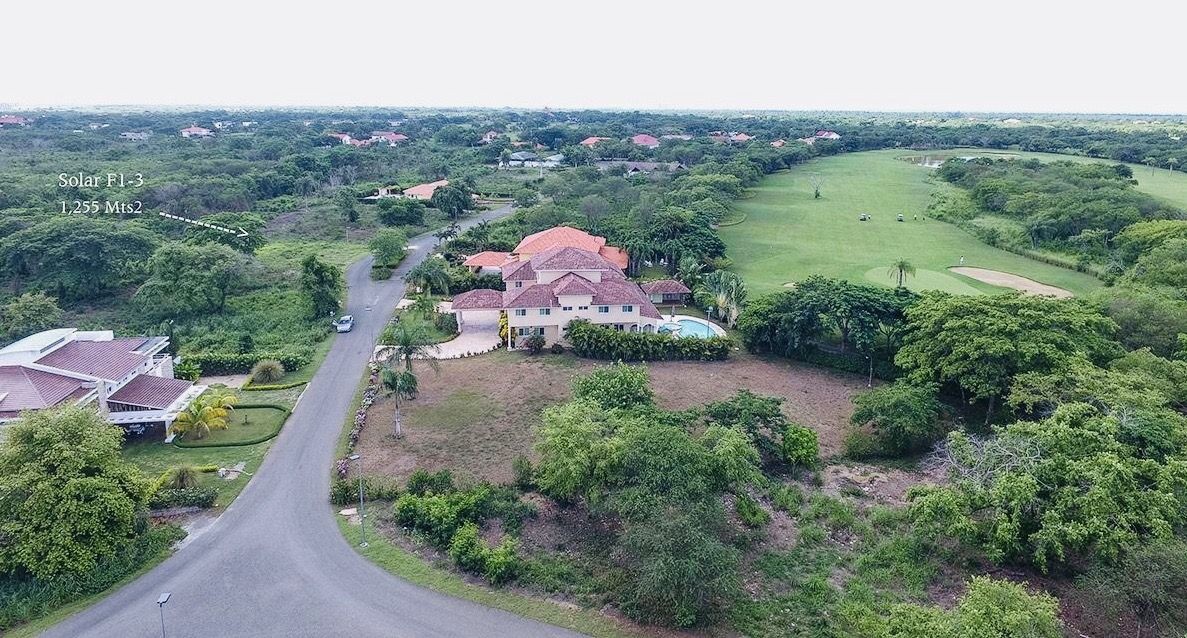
(4, 0, 1185, 113)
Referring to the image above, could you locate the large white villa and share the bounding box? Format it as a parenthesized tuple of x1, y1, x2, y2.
(0, 329, 204, 434)
(453, 227, 690, 346)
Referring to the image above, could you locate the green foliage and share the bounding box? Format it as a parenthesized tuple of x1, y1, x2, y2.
(250, 359, 285, 383)
(0, 292, 62, 342)
(183, 212, 267, 254)
(849, 382, 944, 457)
(404, 468, 456, 496)
(1113, 219, 1187, 264)
(430, 184, 471, 219)
(393, 485, 492, 546)
(0, 407, 152, 580)
(376, 198, 426, 226)
(164, 465, 199, 490)
(534, 400, 618, 502)
(511, 456, 534, 491)
(705, 389, 788, 460)
(183, 350, 310, 375)
(135, 242, 251, 320)
(782, 424, 820, 468)
(1092, 286, 1187, 357)
(1130, 238, 1187, 289)
(148, 487, 217, 510)
(521, 334, 546, 354)
(299, 254, 342, 319)
(173, 358, 201, 382)
(368, 228, 409, 266)
(565, 319, 732, 361)
(329, 475, 402, 505)
(571, 362, 654, 410)
(735, 494, 771, 528)
(447, 522, 521, 585)
(1075, 538, 1187, 636)
(769, 484, 804, 513)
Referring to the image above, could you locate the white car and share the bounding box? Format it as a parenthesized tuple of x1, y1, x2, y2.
(334, 315, 355, 333)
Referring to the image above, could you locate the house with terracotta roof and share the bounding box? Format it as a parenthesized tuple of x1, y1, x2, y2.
(0, 329, 204, 436)
(462, 225, 630, 274)
(629, 134, 661, 149)
(403, 179, 449, 200)
(640, 279, 692, 304)
(579, 136, 613, 147)
(770, 139, 787, 148)
(799, 130, 841, 145)
(369, 131, 409, 145)
(480, 130, 500, 144)
(180, 126, 213, 138)
(453, 245, 663, 346)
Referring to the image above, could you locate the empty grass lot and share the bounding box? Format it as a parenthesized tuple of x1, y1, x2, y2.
(718, 150, 1105, 296)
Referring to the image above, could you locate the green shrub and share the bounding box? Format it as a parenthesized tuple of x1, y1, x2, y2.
(769, 484, 803, 513)
(782, 424, 819, 468)
(174, 359, 201, 382)
(184, 350, 311, 375)
(165, 465, 199, 490)
(370, 265, 393, 280)
(433, 311, 458, 335)
(149, 487, 217, 510)
(330, 476, 402, 506)
(735, 494, 770, 528)
(393, 485, 491, 547)
(405, 468, 455, 495)
(565, 319, 732, 362)
(549, 342, 565, 355)
(447, 522, 488, 572)
(511, 455, 534, 491)
(522, 334, 546, 354)
(843, 429, 882, 460)
(250, 359, 285, 384)
(849, 381, 943, 457)
(483, 538, 520, 584)
(571, 362, 654, 409)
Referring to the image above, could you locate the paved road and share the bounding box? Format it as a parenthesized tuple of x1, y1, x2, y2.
(45, 206, 584, 638)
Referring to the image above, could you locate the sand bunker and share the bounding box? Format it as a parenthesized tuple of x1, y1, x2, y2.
(949, 267, 1072, 298)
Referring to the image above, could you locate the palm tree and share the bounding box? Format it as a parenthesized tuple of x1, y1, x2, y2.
(675, 256, 704, 288)
(172, 392, 238, 440)
(405, 257, 451, 297)
(1167, 157, 1180, 173)
(887, 259, 916, 288)
(696, 270, 747, 327)
(1144, 156, 1158, 175)
(410, 294, 438, 317)
(381, 367, 418, 438)
(387, 323, 440, 376)
(433, 222, 460, 244)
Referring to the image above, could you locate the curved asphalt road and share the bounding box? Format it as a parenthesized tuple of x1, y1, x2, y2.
(45, 206, 585, 638)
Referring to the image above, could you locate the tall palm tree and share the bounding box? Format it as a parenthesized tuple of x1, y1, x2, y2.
(1144, 156, 1158, 175)
(888, 259, 916, 288)
(696, 270, 748, 327)
(405, 258, 451, 297)
(381, 367, 418, 438)
(1167, 157, 1180, 173)
(387, 323, 440, 376)
(410, 294, 438, 317)
(172, 392, 238, 440)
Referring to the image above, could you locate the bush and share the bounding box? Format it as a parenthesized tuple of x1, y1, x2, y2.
(849, 381, 944, 457)
(184, 350, 311, 376)
(782, 424, 819, 468)
(571, 362, 654, 410)
(522, 334, 546, 354)
(405, 468, 455, 495)
(174, 359, 201, 382)
(370, 265, 393, 280)
(512, 456, 534, 491)
(376, 198, 426, 226)
(769, 484, 803, 513)
(565, 319, 732, 362)
(843, 429, 882, 459)
(484, 538, 520, 584)
(447, 522, 488, 572)
(149, 487, 217, 510)
(330, 476, 402, 506)
(549, 342, 565, 355)
(1075, 538, 1187, 635)
(433, 311, 458, 335)
(393, 485, 490, 546)
(250, 359, 286, 384)
(735, 494, 770, 528)
(165, 465, 199, 490)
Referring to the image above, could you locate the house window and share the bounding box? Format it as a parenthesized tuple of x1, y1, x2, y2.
(578, 305, 589, 310)
(621, 305, 633, 312)
(539, 308, 550, 316)
(597, 306, 610, 313)
(614, 324, 625, 331)
(514, 281, 523, 288)
(562, 306, 573, 311)
(535, 327, 546, 336)
(514, 309, 526, 317)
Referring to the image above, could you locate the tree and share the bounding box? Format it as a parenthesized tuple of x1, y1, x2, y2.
(299, 255, 342, 319)
(696, 270, 747, 327)
(571, 362, 654, 410)
(1144, 156, 1158, 174)
(409, 294, 438, 318)
(1167, 157, 1179, 172)
(896, 293, 1118, 423)
(888, 259, 916, 288)
(381, 367, 418, 437)
(578, 195, 610, 229)
(376, 198, 426, 227)
(675, 256, 704, 289)
(430, 184, 470, 220)
(172, 391, 238, 439)
(808, 173, 824, 199)
(135, 242, 249, 319)
(183, 212, 267, 254)
(368, 228, 409, 266)
(849, 381, 943, 456)
(382, 323, 440, 374)
(405, 257, 451, 297)
(0, 407, 151, 580)
(1130, 238, 1187, 289)
(434, 221, 461, 244)
(884, 577, 1062, 638)
(335, 189, 359, 223)
(0, 291, 63, 341)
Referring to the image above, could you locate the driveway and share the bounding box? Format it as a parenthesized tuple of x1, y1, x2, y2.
(434, 308, 501, 358)
(44, 205, 586, 638)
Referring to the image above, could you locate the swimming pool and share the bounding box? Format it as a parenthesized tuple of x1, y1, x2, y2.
(660, 318, 718, 338)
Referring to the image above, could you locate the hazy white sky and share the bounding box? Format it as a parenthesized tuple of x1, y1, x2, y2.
(4, 0, 1185, 113)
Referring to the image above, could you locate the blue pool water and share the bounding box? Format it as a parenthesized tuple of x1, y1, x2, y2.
(660, 319, 717, 338)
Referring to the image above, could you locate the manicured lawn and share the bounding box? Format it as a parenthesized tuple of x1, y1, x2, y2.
(122, 437, 272, 506)
(394, 306, 458, 344)
(174, 405, 288, 447)
(719, 150, 1105, 296)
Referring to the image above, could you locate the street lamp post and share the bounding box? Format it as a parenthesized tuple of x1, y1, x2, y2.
(349, 453, 368, 547)
(156, 592, 171, 638)
(706, 306, 714, 335)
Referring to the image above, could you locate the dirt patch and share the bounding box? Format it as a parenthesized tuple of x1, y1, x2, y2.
(949, 267, 1072, 298)
(820, 462, 943, 506)
(357, 351, 868, 484)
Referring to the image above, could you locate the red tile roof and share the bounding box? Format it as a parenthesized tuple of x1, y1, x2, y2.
(502, 258, 537, 281)
(630, 134, 661, 147)
(551, 273, 599, 296)
(579, 136, 612, 146)
(641, 279, 691, 295)
(598, 246, 630, 270)
(0, 365, 87, 415)
(451, 289, 505, 310)
(403, 179, 448, 199)
(463, 251, 512, 267)
(36, 338, 149, 380)
(531, 246, 622, 273)
(514, 226, 606, 254)
(108, 375, 192, 409)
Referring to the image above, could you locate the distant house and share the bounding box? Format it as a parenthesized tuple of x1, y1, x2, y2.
(1002, 118, 1022, 124)
(595, 160, 685, 176)
(770, 139, 787, 148)
(87, 123, 109, 130)
(369, 131, 409, 145)
(0, 329, 204, 437)
(798, 130, 841, 145)
(403, 179, 449, 200)
(630, 134, 661, 149)
(507, 152, 564, 168)
(661, 134, 693, 141)
(709, 131, 753, 143)
(213, 121, 236, 130)
(579, 136, 613, 147)
(327, 132, 354, 144)
(363, 185, 402, 200)
(120, 131, 152, 141)
(509, 151, 538, 162)
(461, 250, 514, 275)
(729, 132, 754, 143)
(0, 115, 29, 127)
(240, 121, 258, 127)
(180, 126, 213, 138)
(641, 279, 692, 305)
(480, 130, 500, 144)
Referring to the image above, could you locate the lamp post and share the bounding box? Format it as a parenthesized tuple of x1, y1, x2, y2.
(706, 306, 714, 335)
(156, 592, 171, 638)
(349, 453, 368, 547)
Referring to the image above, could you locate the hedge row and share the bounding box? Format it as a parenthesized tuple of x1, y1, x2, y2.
(183, 350, 312, 376)
(790, 347, 899, 381)
(330, 475, 403, 505)
(149, 487, 218, 510)
(565, 320, 732, 361)
(242, 380, 308, 391)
